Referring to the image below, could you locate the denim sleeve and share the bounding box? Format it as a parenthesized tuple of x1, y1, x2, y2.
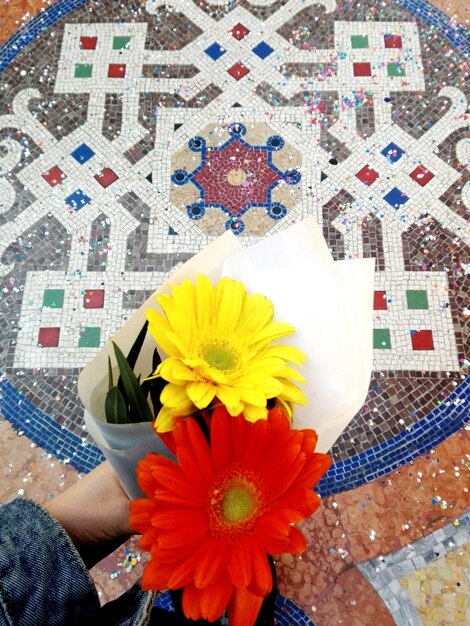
(0, 498, 100, 626)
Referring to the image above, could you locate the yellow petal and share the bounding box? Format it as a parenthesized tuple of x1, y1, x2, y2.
(196, 274, 215, 327)
(215, 277, 245, 334)
(264, 344, 307, 365)
(159, 358, 199, 383)
(161, 383, 191, 408)
(146, 309, 181, 357)
(186, 381, 217, 409)
(238, 293, 274, 335)
(279, 379, 307, 405)
(279, 365, 306, 384)
(253, 321, 296, 345)
(216, 385, 242, 412)
(242, 403, 268, 423)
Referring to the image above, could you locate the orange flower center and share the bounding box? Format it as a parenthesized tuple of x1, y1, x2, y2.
(208, 469, 266, 538)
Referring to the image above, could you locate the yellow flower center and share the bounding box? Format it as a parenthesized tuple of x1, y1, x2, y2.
(222, 487, 255, 523)
(201, 342, 239, 372)
(209, 470, 266, 538)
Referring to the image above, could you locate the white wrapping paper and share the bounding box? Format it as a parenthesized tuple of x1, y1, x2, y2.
(78, 218, 374, 498)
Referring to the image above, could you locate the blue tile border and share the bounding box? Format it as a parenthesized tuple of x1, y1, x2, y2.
(0, 373, 104, 472)
(154, 590, 316, 625)
(0, 0, 89, 74)
(397, 0, 470, 57)
(0, 0, 468, 75)
(317, 374, 469, 496)
(1, 370, 468, 495)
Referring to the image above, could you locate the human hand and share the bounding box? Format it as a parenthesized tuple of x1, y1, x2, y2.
(45, 461, 134, 568)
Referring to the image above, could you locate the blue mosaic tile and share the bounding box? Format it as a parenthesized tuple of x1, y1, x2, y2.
(71, 142, 95, 164)
(383, 187, 409, 208)
(252, 41, 274, 60)
(381, 142, 405, 163)
(154, 591, 315, 624)
(204, 42, 225, 61)
(65, 189, 91, 210)
(0, 373, 104, 472)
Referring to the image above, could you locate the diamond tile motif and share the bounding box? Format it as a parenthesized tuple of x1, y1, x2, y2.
(112, 35, 131, 49)
(410, 164, 434, 186)
(74, 63, 93, 78)
(71, 143, 95, 164)
(83, 289, 105, 309)
(227, 62, 250, 80)
(353, 62, 372, 77)
(78, 326, 101, 348)
(384, 34, 403, 48)
(387, 62, 406, 77)
(65, 189, 91, 211)
(80, 36, 97, 50)
(42, 166, 66, 187)
(383, 187, 409, 208)
(406, 289, 429, 309)
(252, 41, 274, 60)
(351, 35, 369, 48)
(94, 167, 119, 188)
(42, 289, 64, 309)
(356, 165, 379, 186)
(108, 63, 126, 78)
(374, 329, 391, 349)
(381, 142, 405, 163)
(231, 23, 249, 41)
(410, 330, 434, 350)
(374, 291, 388, 310)
(38, 327, 60, 348)
(204, 42, 226, 61)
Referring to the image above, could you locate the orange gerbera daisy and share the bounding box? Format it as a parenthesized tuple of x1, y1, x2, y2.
(130, 407, 331, 625)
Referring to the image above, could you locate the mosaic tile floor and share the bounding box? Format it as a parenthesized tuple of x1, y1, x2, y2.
(0, 1, 469, 624)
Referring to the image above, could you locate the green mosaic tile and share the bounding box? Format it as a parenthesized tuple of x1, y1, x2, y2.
(351, 35, 369, 48)
(373, 328, 391, 349)
(406, 289, 429, 309)
(387, 62, 406, 76)
(74, 63, 93, 78)
(113, 36, 131, 50)
(42, 289, 64, 309)
(78, 326, 101, 348)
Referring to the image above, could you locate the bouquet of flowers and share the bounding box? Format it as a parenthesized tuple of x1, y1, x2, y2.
(78, 218, 375, 624)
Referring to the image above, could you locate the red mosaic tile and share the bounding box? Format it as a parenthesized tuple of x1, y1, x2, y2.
(356, 165, 379, 186)
(80, 36, 97, 50)
(411, 329, 434, 350)
(231, 23, 250, 41)
(83, 289, 105, 309)
(374, 291, 388, 310)
(353, 62, 371, 77)
(38, 327, 60, 348)
(94, 167, 119, 188)
(108, 64, 126, 78)
(227, 62, 250, 80)
(42, 166, 66, 187)
(410, 164, 434, 186)
(384, 34, 403, 48)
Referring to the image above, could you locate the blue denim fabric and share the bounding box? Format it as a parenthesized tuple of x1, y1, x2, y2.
(0, 499, 154, 626)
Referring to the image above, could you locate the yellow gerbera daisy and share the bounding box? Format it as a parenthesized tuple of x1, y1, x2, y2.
(146, 274, 307, 431)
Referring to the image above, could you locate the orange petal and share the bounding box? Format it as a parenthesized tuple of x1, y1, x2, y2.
(228, 586, 264, 626)
(228, 535, 252, 588)
(193, 539, 230, 588)
(183, 575, 234, 623)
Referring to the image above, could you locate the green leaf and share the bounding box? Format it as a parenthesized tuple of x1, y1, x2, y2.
(108, 356, 113, 391)
(141, 348, 165, 414)
(112, 341, 154, 423)
(105, 386, 129, 424)
(118, 321, 148, 398)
